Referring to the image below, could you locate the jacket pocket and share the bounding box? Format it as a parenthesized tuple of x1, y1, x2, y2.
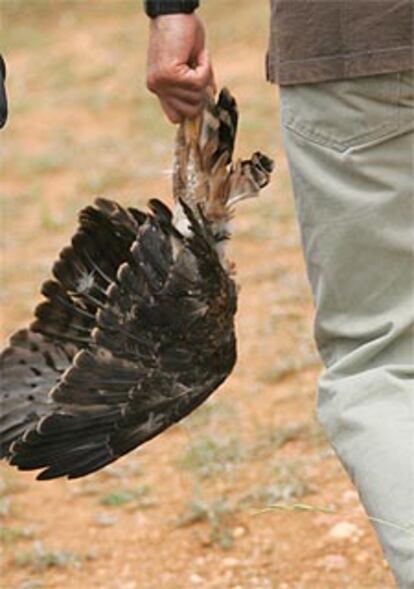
(280, 73, 401, 152)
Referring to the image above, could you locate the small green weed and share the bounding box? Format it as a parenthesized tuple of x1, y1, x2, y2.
(39, 200, 64, 232)
(0, 525, 35, 545)
(182, 399, 234, 430)
(14, 541, 82, 571)
(176, 497, 234, 550)
(99, 484, 151, 508)
(240, 461, 312, 508)
(178, 436, 245, 479)
(0, 497, 12, 519)
(252, 422, 309, 457)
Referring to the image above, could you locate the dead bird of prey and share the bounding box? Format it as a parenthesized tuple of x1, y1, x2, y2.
(0, 89, 273, 480)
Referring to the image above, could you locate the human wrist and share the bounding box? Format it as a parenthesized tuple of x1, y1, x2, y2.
(149, 12, 198, 34)
(144, 0, 199, 18)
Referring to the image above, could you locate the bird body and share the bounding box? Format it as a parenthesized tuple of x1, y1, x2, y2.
(0, 89, 273, 480)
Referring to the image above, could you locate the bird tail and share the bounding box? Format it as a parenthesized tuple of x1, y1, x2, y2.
(172, 88, 274, 228)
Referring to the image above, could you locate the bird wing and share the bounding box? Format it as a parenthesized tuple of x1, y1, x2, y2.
(0, 329, 76, 458)
(4, 198, 237, 480)
(0, 198, 140, 458)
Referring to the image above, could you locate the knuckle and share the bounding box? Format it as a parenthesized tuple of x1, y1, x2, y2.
(146, 73, 158, 92)
(147, 66, 172, 91)
(157, 65, 174, 84)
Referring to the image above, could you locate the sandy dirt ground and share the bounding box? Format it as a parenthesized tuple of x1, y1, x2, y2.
(0, 2, 397, 588)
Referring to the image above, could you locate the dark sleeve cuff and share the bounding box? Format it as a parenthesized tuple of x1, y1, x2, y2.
(144, 1, 199, 18)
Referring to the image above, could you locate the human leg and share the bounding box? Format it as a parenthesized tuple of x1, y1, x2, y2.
(279, 71, 414, 587)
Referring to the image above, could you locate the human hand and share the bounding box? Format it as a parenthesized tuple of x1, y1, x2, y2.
(146, 13, 214, 123)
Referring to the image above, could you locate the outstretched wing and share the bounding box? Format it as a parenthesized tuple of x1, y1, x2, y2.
(4, 199, 237, 480)
(1, 88, 273, 481)
(0, 198, 141, 458)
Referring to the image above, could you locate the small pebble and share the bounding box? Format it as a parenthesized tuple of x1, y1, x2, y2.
(328, 521, 362, 541)
(355, 551, 370, 564)
(223, 557, 240, 568)
(94, 512, 118, 527)
(320, 553, 348, 571)
(233, 526, 246, 539)
(341, 489, 359, 504)
(189, 573, 204, 585)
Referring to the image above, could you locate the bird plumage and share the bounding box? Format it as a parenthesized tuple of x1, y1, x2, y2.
(0, 89, 273, 479)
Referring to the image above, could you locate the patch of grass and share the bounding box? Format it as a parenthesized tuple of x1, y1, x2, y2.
(251, 419, 328, 457)
(274, 461, 313, 501)
(101, 461, 144, 479)
(99, 484, 152, 508)
(18, 148, 72, 177)
(0, 497, 12, 518)
(252, 422, 310, 458)
(14, 541, 82, 571)
(178, 436, 245, 480)
(0, 526, 35, 545)
(182, 399, 234, 430)
(176, 497, 234, 550)
(240, 461, 312, 509)
(38, 200, 65, 232)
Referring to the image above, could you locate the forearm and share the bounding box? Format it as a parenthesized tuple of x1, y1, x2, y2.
(144, 0, 212, 123)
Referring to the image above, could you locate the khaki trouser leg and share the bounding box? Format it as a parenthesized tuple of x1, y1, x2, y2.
(279, 71, 414, 588)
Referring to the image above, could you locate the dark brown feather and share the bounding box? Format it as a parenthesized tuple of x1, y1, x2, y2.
(0, 88, 273, 480)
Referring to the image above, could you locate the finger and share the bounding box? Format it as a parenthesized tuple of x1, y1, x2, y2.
(168, 86, 204, 106)
(148, 50, 213, 96)
(159, 98, 182, 124)
(163, 96, 203, 120)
